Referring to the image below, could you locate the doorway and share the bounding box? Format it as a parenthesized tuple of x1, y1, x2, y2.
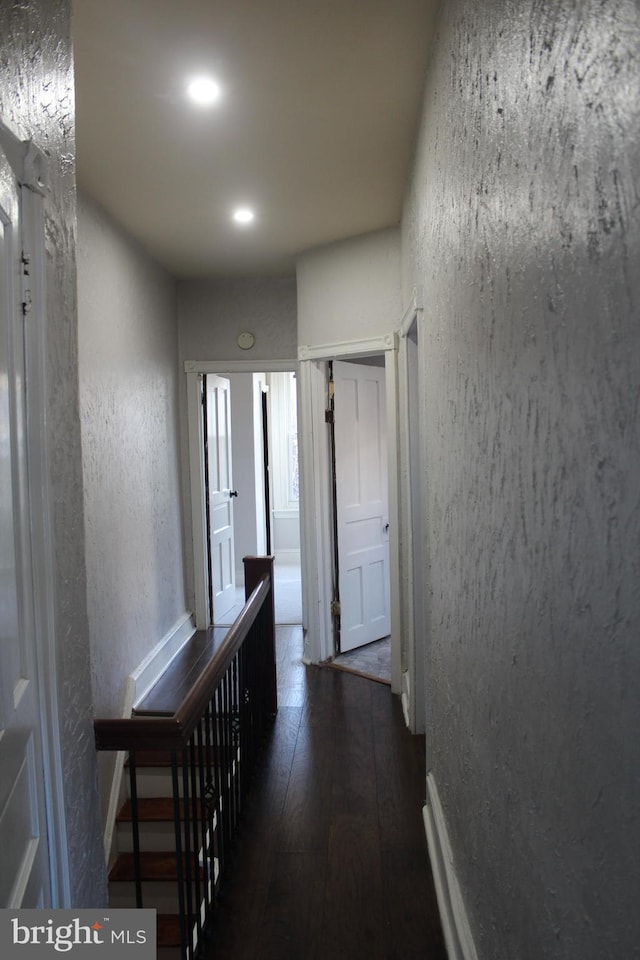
(297, 336, 401, 689)
(330, 357, 391, 655)
(186, 362, 302, 630)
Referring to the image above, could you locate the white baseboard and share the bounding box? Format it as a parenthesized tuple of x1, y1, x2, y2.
(102, 611, 195, 863)
(130, 612, 195, 708)
(423, 772, 478, 960)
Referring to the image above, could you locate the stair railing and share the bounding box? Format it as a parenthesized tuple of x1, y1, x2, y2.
(94, 556, 277, 959)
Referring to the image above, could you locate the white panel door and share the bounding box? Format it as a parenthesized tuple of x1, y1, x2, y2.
(333, 360, 390, 652)
(205, 375, 236, 622)
(0, 145, 51, 906)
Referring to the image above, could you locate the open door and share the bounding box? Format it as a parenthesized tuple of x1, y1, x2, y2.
(0, 138, 52, 906)
(204, 374, 236, 623)
(333, 359, 390, 652)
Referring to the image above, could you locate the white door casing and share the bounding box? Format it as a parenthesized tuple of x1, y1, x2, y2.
(398, 291, 426, 733)
(333, 360, 391, 652)
(0, 136, 52, 907)
(205, 374, 236, 622)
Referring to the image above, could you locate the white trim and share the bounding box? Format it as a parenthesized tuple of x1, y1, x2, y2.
(398, 331, 414, 723)
(398, 285, 424, 337)
(184, 358, 297, 374)
(384, 348, 402, 694)
(21, 180, 72, 907)
(130, 612, 195, 708)
(0, 119, 47, 193)
(298, 333, 395, 361)
(396, 294, 427, 732)
(102, 612, 195, 862)
(401, 669, 411, 728)
(1, 122, 73, 907)
(423, 773, 479, 960)
(186, 371, 208, 629)
(298, 359, 333, 664)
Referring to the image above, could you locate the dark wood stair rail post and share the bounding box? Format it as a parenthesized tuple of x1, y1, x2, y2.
(244, 555, 277, 716)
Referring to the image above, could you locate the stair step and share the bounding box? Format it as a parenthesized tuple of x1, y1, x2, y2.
(157, 911, 214, 953)
(127, 745, 235, 768)
(117, 798, 184, 823)
(109, 852, 204, 883)
(157, 914, 181, 948)
(115, 797, 219, 852)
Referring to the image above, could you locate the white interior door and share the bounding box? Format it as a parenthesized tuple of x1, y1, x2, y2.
(0, 144, 51, 906)
(333, 360, 390, 652)
(205, 374, 236, 622)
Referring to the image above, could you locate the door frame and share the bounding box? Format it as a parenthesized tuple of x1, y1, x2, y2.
(0, 119, 71, 904)
(397, 290, 426, 732)
(185, 359, 299, 630)
(298, 334, 402, 692)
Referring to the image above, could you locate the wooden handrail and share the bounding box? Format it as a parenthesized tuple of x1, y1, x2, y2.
(94, 573, 271, 753)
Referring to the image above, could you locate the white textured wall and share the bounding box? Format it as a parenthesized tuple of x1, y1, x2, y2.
(77, 194, 187, 815)
(0, 0, 106, 905)
(179, 276, 297, 362)
(297, 227, 401, 346)
(177, 277, 297, 607)
(403, 2, 640, 958)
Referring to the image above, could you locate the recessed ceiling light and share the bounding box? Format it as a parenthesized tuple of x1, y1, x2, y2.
(186, 76, 221, 106)
(232, 207, 255, 225)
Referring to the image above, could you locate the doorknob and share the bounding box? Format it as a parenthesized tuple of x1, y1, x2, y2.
(229, 490, 238, 498)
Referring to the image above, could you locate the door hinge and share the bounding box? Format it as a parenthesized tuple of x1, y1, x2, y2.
(325, 408, 334, 424)
(21, 250, 32, 316)
(330, 599, 341, 616)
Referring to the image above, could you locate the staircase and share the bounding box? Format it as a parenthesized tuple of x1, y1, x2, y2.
(94, 556, 278, 960)
(109, 751, 221, 956)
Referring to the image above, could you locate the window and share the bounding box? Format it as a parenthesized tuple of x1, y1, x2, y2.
(269, 372, 299, 512)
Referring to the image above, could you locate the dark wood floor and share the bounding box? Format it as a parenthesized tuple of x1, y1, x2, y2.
(203, 625, 447, 960)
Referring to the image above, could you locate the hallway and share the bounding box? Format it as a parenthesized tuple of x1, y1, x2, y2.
(203, 625, 446, 960)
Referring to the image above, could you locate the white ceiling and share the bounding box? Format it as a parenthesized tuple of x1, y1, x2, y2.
(72, 0, 438, 278)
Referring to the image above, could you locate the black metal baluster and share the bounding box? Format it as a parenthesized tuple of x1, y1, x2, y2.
(128, 752, 143, 909)
(226, 666, 236, 844)
(188, 735, 203, 951)
(215, 682, 229, 881)
(231, 654, 241, 824)
(206, 699, 222, 888)
(238, 641, 248, 809)
(171, 751, 188, 960)
(196, 716, 213, 930)
(181, 747, 194, 958)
